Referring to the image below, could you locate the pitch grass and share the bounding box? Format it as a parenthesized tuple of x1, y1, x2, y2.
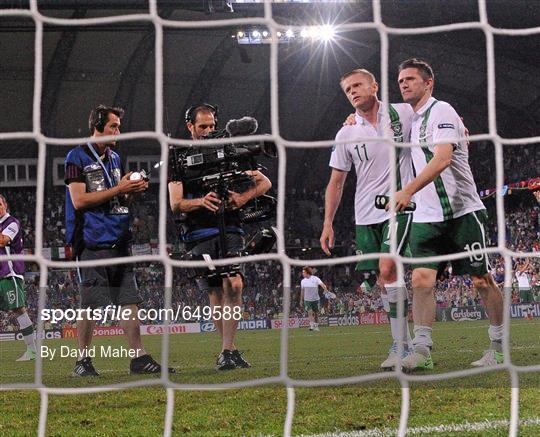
(1, 319, 539, 436)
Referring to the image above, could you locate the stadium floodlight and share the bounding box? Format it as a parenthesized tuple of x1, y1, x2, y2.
(318, 24, 335, 42)
(232, 25, 338, 45)
(308, 27, 319, 39)
(231, 0, 355, 2)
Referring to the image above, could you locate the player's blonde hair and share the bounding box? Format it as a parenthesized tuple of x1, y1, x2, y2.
(340, 68, 377, 84)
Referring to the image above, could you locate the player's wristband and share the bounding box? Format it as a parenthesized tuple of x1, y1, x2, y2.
(375, 195, 416, 212)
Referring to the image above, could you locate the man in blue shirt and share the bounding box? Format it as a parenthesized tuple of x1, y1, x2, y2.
(65, 104, 173, 376)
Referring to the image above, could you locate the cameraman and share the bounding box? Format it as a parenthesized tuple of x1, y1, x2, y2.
(168, 104, 271, 370)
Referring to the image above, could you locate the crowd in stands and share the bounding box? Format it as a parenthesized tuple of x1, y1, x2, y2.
(1, 149, 539, 330)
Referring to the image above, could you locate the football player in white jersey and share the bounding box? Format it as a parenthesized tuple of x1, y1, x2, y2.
(320, 68, 414, 369)
(515, 258, 533, 304)
(392, 58, 504, 370)
(300, 267, 330, 331)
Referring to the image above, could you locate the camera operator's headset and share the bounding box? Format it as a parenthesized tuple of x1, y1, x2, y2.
(90, 104, 117, 135)
(184, 103, 219, 126)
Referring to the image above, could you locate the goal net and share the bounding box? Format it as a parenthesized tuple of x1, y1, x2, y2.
(0, 1, 538, 436)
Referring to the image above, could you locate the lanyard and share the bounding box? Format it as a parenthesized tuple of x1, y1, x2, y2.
(87, 143, 114, 188)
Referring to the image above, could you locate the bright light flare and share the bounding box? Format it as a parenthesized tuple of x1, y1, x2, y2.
(308, 27, 319, 39)
(318, 24, 335, 42)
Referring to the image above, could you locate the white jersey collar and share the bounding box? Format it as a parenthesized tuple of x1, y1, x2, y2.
(0, 212, 10, 224)
(414, 96, 437, 116)
(354, 112, 366, 126)
(355, 101, 385, 126)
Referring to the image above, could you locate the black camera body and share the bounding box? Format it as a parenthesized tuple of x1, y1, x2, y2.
(169, 117, 277, 278)
(169, 116, 276, 225)
(170, 141, 274, 184)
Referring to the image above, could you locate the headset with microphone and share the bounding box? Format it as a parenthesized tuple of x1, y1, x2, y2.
(184, 103, 219, 126)
(89, 104, 124, 135)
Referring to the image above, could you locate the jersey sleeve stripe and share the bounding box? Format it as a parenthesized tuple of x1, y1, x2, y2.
(419, 101, 454, 221)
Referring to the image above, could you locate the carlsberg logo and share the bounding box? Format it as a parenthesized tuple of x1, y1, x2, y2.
(451, 308, 482, 321)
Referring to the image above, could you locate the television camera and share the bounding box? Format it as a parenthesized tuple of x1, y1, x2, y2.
(169, 116, 277, 278)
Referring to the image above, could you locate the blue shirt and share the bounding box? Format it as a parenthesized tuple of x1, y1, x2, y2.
(64, 144, 131, 253)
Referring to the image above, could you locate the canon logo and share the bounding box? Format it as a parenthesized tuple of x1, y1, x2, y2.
(147, 326, 162, 335)
(147, 325, 187, 335)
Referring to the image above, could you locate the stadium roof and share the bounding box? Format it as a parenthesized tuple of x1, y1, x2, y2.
(0, 1, 538, 146)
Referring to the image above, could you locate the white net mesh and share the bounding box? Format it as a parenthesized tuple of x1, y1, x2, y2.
(0, 1, 539, 436)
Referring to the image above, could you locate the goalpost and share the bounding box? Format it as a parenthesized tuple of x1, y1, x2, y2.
(0, 1, 539, 436)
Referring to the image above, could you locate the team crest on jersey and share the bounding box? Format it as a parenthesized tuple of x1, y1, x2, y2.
(390, 121, 403, 142)
(391, 121, 402, 135)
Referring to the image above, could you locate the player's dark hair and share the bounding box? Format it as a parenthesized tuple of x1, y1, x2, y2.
(0, 194, 7, 206)
(184, 103, 218, 126)
(399, 58, 434, 82)
(88, 104, 124, 135)
(303, 266, 313, 275)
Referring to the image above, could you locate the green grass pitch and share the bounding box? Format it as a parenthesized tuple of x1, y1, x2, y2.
(1, 319, 539, 436)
